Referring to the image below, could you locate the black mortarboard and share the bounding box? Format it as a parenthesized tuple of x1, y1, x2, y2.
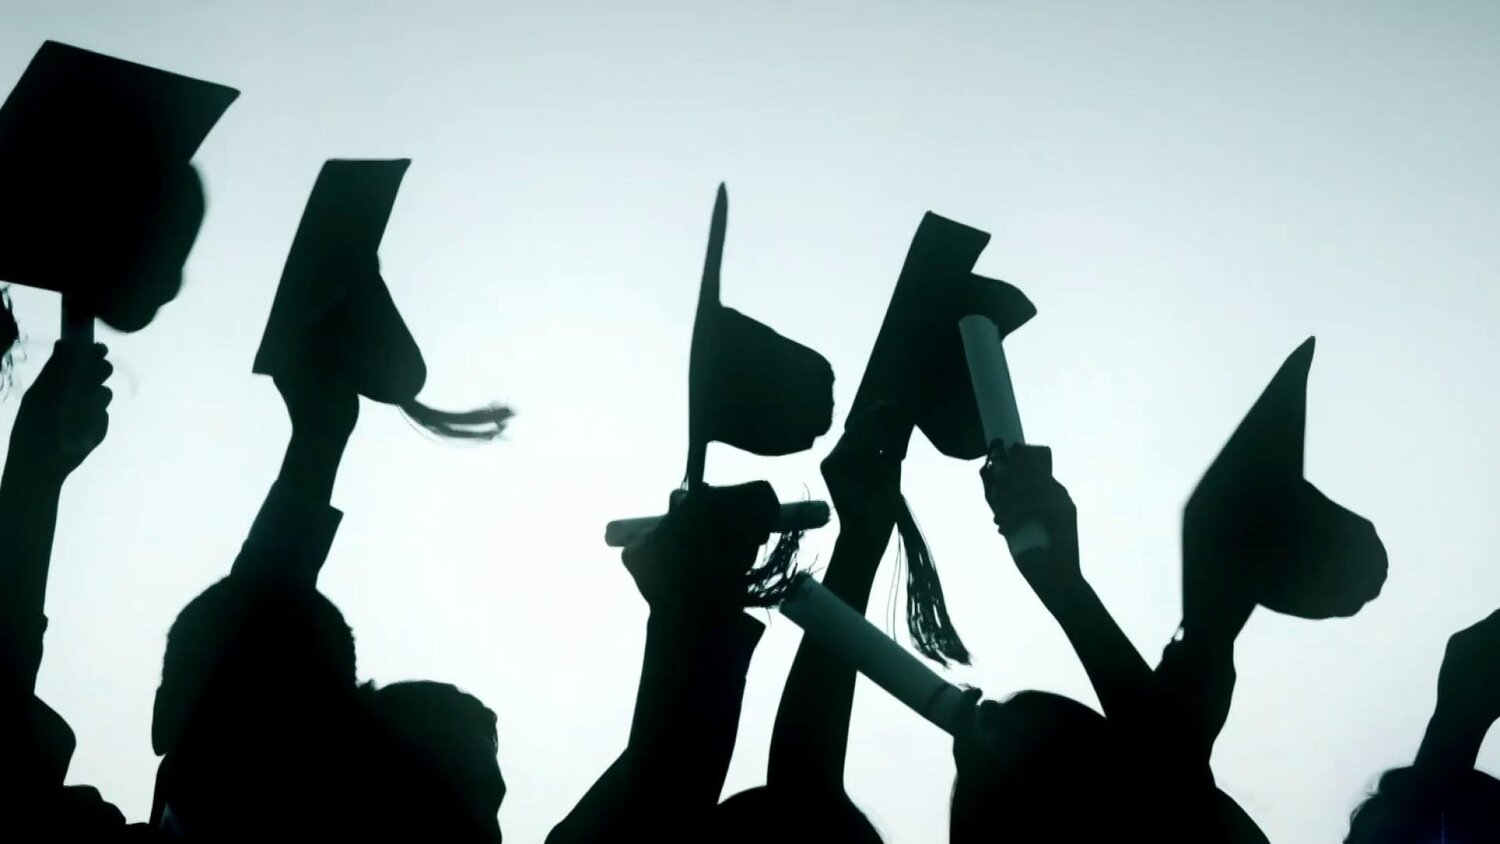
(255, 159, 511, 440)
(0, 41, 238, 332)
(601, 186, 831, 606)
(683, 184, 834, 487)
(846, 213, 1039, 666)
(1183, 338, 1387, 620)
(849, 212, 1037, 460)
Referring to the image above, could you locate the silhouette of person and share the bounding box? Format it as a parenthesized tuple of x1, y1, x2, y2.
(147, 321, 385, 841)
(548, 481, 782, 843)
(979, 443, 1268, 842)
(1346, 610, 1500, 842)
(712, 407, 904, 843)
(364, 680, 505, 843)
(0, 339, 146, 838)
(152, 320, 510, 840)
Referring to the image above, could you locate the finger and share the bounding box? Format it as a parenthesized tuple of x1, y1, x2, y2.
(83, 353, 113, 386)
(90, 386, 114, 411)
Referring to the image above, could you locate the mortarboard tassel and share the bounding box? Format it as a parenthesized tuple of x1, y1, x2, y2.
(0, 287, 18, 384)
(743, 529, 806, 607)
(399, 399, 514, 441)
(896, 495, 971, 666)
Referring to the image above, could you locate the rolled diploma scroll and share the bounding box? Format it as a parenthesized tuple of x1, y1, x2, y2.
(778, 575, 969, 735)
(58, 297, 96, 457)
(958, 315, 1050, 556)
(605, 500, 831, 548)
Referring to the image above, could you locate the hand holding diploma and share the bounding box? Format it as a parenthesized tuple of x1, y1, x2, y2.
(959, 314, 1050, 558)
(606, 500, 829, 549)
(13, 339, 113, 486)
(980, 444, 1082, 595)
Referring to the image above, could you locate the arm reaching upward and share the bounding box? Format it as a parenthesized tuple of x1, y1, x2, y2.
(979, 444, 1154, 725)
(766, 407, 905, 792)
(0, 340, 117, 825)
(980, 444, 1266, 842)
(1346, 610, 1500, 842)
(229, 340, 357, 584)
(0, 340, 111, 700)
(548, 482, 779, 843)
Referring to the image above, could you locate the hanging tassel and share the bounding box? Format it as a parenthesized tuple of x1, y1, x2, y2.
(896, 495, 970, 667)
(744, 529, 805, 607)
(0, 287, 18, 393)
(399, 399, 514, 441)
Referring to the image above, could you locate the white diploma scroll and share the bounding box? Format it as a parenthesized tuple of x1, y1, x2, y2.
(958, 315, 1051, 556)
(604, 500, 831, 548)
(779, 575, 970, 735)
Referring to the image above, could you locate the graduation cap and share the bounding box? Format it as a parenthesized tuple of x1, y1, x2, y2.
(1182, 337, 1387, 621)
(846, 213, 1038, 666)
(684, 184, 835, 488)
(254, 159, 512, 440)
(604, 186, 834, 602)
(0, 41, 238, 336)
(850, 212, 1037, 459)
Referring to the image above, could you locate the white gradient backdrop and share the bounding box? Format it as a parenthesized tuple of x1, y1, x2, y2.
(2, 2, 1498, 842)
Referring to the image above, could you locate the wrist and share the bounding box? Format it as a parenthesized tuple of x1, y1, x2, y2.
(1, 450, 67, 496)
(1419, 701, 1491, 771)
(278, 432, 348, 504)
(1025, 563, 1091, 606)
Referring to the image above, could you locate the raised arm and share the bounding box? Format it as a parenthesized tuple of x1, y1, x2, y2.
(229, 339, 357, 584)
(1347, 609, 1500, 842)
(981, 445, 1267, 842)
(0, 340, 115, 825)
(548, 482, 779, 844)
(766, 409, 904, 792)
(979, 444, 1154, 725)
(0, 341, 110, 701)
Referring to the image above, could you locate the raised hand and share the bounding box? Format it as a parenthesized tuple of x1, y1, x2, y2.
(0, 340, 113, 698)
(1430, 609, 1500, 757)
(267, 334, 359, 509)
(272, 333, 358, 446)
(980, 443, 1080, 592)
(10, 340, 112, 485)
(622, 481, 779, 613)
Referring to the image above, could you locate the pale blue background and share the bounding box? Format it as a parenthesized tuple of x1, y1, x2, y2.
(2, 2, 1497, 842)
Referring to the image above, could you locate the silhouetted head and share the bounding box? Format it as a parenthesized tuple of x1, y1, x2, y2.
(81, 163, 206, 332)
(366, 680, 505, 843)
(153, 575, 357, 754)
(151, 575, 360, 838)
(950, 691, 1138, 842)
(714, 786, 884, 843)
(1347, 767, 1500, 843)
(0, 41, 235, 334)
(95, 165, 204, 334)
